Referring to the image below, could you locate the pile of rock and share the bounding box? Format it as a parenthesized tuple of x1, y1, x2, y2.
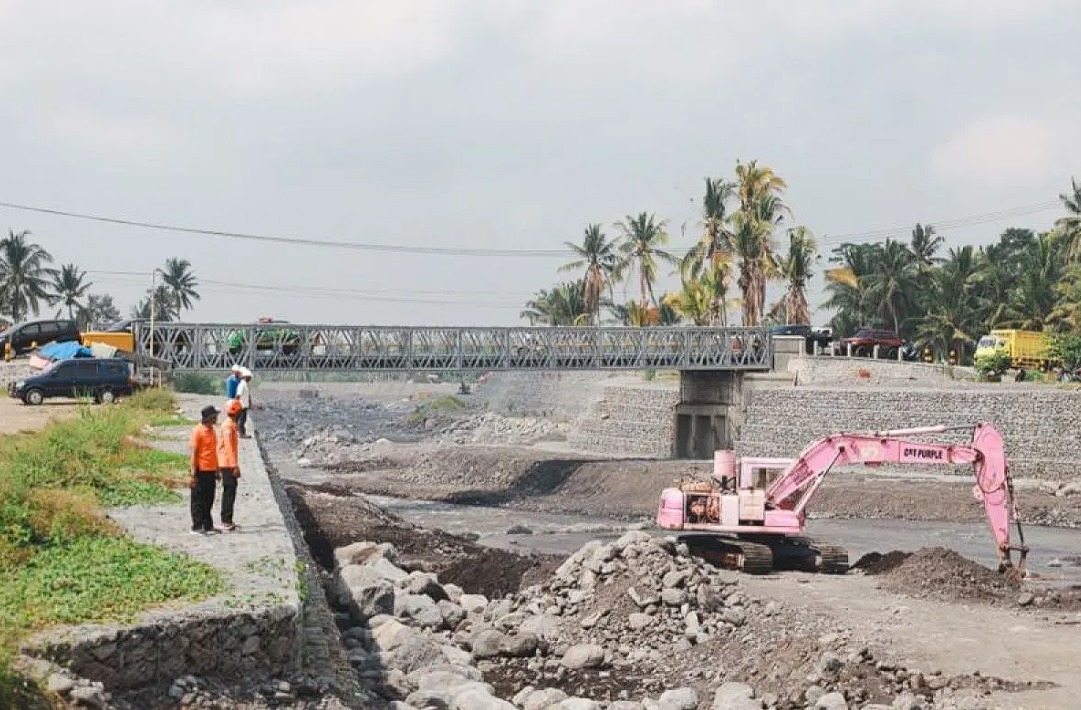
(435, 412, 567, 447)
(331, 534, 1029, 710)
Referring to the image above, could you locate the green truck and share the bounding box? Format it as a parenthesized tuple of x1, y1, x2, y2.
(226, 319, 302, 356)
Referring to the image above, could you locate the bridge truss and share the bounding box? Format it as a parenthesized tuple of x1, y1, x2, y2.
(132, 323, 773, 372)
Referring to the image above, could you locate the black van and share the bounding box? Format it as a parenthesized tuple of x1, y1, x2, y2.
(8, 358, 136, 405)
(0, 318, 81, 356)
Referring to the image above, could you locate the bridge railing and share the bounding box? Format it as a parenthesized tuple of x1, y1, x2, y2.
(131, 323, 773, 372)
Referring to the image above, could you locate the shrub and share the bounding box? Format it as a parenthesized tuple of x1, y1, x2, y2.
(973, 351, 1011, 375)
(172, 372, 219, 396)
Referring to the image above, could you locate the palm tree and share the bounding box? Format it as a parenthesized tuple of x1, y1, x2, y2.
(823, 242, 882, 337)
(520, 280, 590, 326)
(558, 224, 618, 325)
(161, 257, 200, 315)
(0, 230, 55, 323)
(132, 284, 177, 321)
(1003, 231, 1061, 330)
(684, 177, 736, 324)
(614, 212, 678, 307)
(910, 223, 944, 274)
(83, 293, 121, 330)
(732, 160, 788, 326)
(916, 246, 980, 363)
(780, 227, 818, 326)
(663, 262, 714, 326)
(863, 238, 919, 336)
(50, 263, 92, 320)
(1057, 177, 1081, 259)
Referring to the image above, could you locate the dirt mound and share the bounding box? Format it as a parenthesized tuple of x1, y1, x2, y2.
(439, 548, 561, 599)
(852, 550, 912, 574)
(872, 546, 1019, 604)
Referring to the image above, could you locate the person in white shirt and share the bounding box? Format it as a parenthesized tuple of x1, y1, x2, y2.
(236, 368, 253, 438)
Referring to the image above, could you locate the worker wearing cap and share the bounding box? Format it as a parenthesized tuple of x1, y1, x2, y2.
(225, 365, 242, 399)
(236, 368, 253, 437)
(218, 399, 242, 531)
(189, 405, 222, 535)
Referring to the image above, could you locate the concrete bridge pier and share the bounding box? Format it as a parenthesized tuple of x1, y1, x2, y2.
(673, 370, 744, 459)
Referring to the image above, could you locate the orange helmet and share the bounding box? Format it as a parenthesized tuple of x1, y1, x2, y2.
(224, 399, 243, 416)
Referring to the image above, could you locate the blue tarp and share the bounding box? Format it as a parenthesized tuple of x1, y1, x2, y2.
(37, 341, 93, 361)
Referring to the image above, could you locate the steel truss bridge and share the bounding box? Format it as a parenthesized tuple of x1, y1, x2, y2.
(132, 323, 773, 372)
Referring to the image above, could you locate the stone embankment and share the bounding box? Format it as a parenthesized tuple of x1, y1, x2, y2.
(13, 404, 365, 709)
(331, 530, 1035, 710)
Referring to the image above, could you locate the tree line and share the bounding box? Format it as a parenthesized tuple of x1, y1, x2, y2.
(526, 162, 1081, 361)
(0, 229, 201, 330)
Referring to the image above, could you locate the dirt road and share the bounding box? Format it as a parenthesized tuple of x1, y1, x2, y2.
(0, 396, 81, 434)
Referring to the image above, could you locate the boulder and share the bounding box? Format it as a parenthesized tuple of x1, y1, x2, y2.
(521, 688, 568, 710)
(337, 565, 395, 618)
(660, 688, 699, 710)
(559, 699, 599, 710)
(459, 594, 489, 614)
(373, 619, 414, 652)
(472, 630, 507, 660)
(628, 613, 654, 630)
(561, 644, 605, 670)
(391, 636, 446, 675)
(403, 594, 445, 629)
(814, 693, 848, 710)
(409, 574, 450, 602)
(712, 683, 760, 710)
(499, 632, 539, 658)
(454, 687, 517, 710)
(438, 600, 467, 629)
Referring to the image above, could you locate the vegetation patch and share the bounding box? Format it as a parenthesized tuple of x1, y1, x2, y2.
(172, 371, 220, 396)
(407, 394, 469, 424)
(0, 388, 225, 704)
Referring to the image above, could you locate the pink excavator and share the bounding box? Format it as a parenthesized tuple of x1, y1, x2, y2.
(656, 423, 1029, 578)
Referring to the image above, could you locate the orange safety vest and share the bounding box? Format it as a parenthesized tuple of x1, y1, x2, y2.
(218, 417, 239, 469)
(190, 424, 218, 472)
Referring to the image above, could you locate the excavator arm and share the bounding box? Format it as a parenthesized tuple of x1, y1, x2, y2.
(765, 423, 1027, 576)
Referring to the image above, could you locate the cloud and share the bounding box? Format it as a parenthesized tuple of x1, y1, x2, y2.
(930, 114, 1061, 188)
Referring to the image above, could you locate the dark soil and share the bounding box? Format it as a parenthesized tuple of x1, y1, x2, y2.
(286, 481, 561, 598)
(852, 550, 913, 574)
(874, 546, 1020, 602)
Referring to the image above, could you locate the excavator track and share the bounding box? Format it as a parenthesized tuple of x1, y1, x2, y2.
(802, 537, 850, 574)
(678, 535, 774, 575)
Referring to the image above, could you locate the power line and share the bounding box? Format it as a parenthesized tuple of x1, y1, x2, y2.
(88, 273, 528, 310)
(0, 197, 1064, 257)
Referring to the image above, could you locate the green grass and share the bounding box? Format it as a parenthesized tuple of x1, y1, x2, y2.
(172, 371, 220, 396)
(407, 394, 469, 424)
(0, 389, 225, 704)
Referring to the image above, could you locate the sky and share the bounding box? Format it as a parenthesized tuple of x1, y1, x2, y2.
(1, 1, 1079, 328)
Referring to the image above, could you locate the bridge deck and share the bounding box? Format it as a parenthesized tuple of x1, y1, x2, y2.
(132, 323, 773, 372)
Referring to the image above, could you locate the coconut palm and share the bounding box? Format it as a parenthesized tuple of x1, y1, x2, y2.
(684, 177, 736, 324)
(161, 257, 200, 315)
(916, 246, 980, 363)
(780, 227, 818, 326)
(823, 242, 881, 338)
(558, 224, 618, 324)
(663, 262, 715, 326)
(1057, 177, 1081, 259)
(731, 161, 788, 326)
(613, 212, 678, 307)
(0, 230, 55, 323)
(83, 293, 121, 330)
(520, 280, 590, 326)
(731, 192, 785, 327)
(1003, 231, 1061, 331)
(50, 263, 92, 320)
(910, 223, 944, 274)
(132, 284, 177, 321)
(863, 238, 919, 336)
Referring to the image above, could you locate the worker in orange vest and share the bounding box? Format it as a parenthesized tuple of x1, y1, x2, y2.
(189, 405, 222, 535)
(218, 399, 242, 531)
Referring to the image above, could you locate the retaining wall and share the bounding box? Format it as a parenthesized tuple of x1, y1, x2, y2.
(552, 373, 1081, 481)
(476, 371, 619, 421)
(737, 385, 1081, 481)
(567, 383, 681, 457)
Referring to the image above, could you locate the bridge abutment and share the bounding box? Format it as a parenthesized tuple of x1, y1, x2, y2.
(674, 370, 744, 459)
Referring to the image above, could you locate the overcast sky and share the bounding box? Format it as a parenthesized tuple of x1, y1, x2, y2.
(1, 1, 1079, 327)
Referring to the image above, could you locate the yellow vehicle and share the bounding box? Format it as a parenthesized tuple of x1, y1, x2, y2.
(81, 331, 134, 352)
(974, 329, 1051, 369)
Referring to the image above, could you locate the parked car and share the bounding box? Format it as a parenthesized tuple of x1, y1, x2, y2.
(0, 318, 80, 356)
(8, 357, 136, 405)
(768, 324, 834, 354)
(840, 328, 905, 358)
